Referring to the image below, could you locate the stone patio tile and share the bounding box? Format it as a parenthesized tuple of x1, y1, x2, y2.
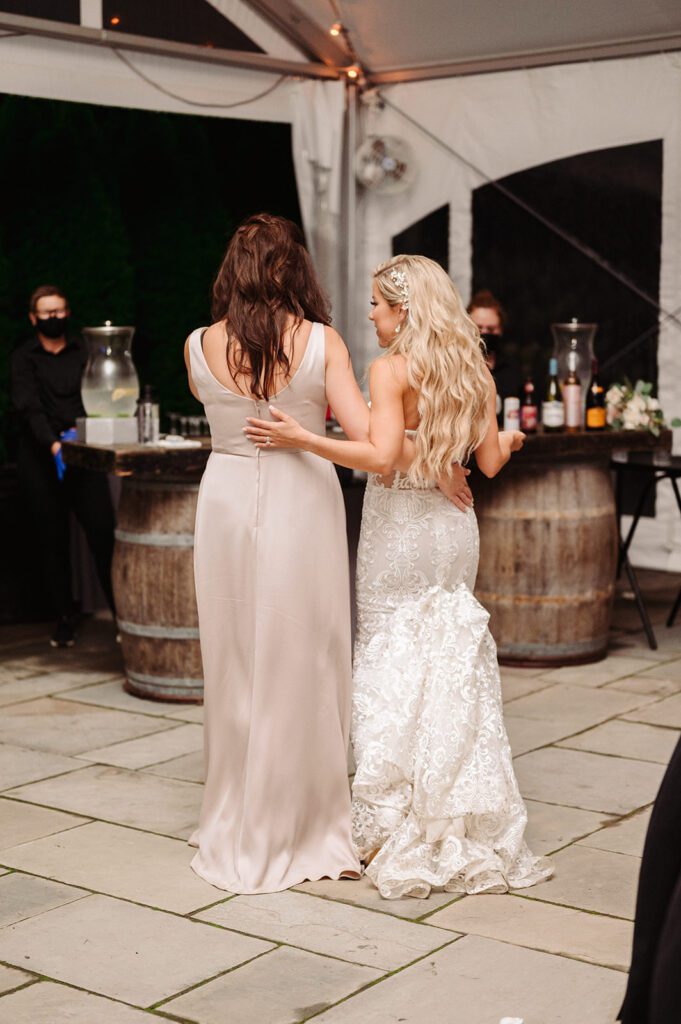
(0, 697, 172, 756)
(524, 800, 614, 856)
(605, 675, 681, 698)
(522, 845, 640, 919)
(2, 649, 122, 680)
(164, 946, 381, 1024)
(78, 723, 203, 769)
(294, 875, 458, 921)
(0, 821, 218, 914)
(0, 964, 33, 996)
(621, 692, 681, 728)
(0, 873, 87, 927)
(0, 744, 83, 791)
(427, 893, 633, 970)
(310, 935, 624, 1024)
(609, 638, 681, 661)
(0, 669, 121, 708)
(558, 720, 679, 764)
(639, 657, 681, 682)
(0, 799, 86, 849)
(579, 808, 652, 857)
(0, 982, 158, 1023)
(0, 894, 272, 1006)
(631, 624, 681, 651)
(505, 715, 583, 756)
(6, 764, 202, 837)
(144, 749, 204, 783)
(503, 683, 654, 730)
(57, 680, 180, 717)
(499, 666, 547, 679)
(514, 747, 665, 814)
(165, 704, 205, 723)
(197, 891, 453, 970)
(500, 673, 551, 703)
(535, 656, 657, 688)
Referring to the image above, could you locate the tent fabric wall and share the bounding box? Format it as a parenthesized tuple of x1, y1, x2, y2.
(357, 53, 681, 571)
(0, 33, 294, 122)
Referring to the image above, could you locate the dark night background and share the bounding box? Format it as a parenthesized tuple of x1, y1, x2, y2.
(0, 93, 302, 461)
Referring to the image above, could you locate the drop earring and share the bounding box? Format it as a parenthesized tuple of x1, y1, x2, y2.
(394, 322, 401, 335)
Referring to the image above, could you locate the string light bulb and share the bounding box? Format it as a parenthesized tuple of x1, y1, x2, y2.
(329, 22, 343, 37)
(110, 15, 121, 25)
(346, 65, 360, 80)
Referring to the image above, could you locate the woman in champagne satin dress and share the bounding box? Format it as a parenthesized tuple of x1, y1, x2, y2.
(184, 215, 366, 893)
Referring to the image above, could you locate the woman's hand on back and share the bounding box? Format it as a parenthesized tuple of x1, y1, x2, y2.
(437, 464, 474, 511)
(244, 406, 309, 450)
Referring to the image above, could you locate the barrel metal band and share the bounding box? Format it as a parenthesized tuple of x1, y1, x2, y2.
(118, 619, 200, 640)
(127, 670, 203, 693)
(115, 528, 194, 547)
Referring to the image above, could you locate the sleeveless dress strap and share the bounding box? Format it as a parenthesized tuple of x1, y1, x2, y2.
(304, 322, 326, 385)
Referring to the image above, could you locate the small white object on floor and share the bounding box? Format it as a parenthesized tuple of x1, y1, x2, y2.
(156, 436, 202, 449)
(499, 1018, 524, 1024)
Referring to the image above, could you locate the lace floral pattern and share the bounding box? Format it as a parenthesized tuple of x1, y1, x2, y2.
(351, 475, 553, 899)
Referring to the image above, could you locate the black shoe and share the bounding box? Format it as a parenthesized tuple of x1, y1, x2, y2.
(50, 616, 76, 648)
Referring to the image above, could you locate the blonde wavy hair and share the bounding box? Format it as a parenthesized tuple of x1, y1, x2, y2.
(374, 254, 491, 486)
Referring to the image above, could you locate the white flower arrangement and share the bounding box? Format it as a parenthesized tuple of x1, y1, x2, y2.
(606, 379, 680, 436)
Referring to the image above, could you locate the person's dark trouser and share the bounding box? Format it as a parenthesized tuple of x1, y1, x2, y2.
(17, 439, 116, 619)
(620, 736, 681, 1024)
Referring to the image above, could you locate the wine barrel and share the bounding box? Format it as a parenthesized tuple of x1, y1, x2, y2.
(473, 457, 617, 666)
(112, 479, 203, 701)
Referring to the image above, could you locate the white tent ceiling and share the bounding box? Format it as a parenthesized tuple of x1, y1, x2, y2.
(2, 1, 681, 82)
(287, 0, 681, 80)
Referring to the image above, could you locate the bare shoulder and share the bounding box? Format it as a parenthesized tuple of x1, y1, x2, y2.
(323, 324, 353, 367)
(370, 353, 408, 387)
(323, 324, 348, 353)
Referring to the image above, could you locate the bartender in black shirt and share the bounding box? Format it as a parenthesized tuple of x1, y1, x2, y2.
(11, 285, 116, 647)
(467, 290, 523, 415)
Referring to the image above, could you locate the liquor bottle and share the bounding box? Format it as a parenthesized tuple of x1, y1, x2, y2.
(520, 379, 538, 432)
(542, 358, 564, 432)
(503, 396, 520, 431)
(562, 339, 581, 433)
(585, 357, 606, 431)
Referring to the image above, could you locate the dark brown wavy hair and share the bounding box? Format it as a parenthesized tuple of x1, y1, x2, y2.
(211, 213, 331, 400)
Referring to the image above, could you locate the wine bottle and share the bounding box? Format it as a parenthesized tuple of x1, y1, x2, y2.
(563, 339, 581, 433)
(586, 357, 606, 431)
(520, 379, 538, 432)
(542, 358, 564, 432)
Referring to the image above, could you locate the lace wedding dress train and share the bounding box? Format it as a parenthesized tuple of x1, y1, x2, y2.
(351, 473, 553, 900)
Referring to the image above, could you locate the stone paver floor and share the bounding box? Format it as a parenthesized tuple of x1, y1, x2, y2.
(1, 569, 680, 1024)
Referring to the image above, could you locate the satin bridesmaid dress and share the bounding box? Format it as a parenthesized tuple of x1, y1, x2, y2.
(187, 322, 360, 894)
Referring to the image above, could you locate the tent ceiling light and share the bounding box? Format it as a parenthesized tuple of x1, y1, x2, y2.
(330, 22, 342, 37)
(346, 65, 360, 79)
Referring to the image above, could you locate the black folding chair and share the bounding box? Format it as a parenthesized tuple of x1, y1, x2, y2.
(612, 450, 681, 649)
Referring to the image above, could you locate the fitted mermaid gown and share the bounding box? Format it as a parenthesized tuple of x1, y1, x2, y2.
(351, 468, 553, 899)
(188, 323, 360, 893)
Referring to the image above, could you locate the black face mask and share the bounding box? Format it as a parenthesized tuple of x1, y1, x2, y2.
(480, 331, 502, 355)
(37, 316, 70, 340)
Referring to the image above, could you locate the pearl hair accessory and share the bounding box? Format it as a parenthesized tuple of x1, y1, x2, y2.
(389, 267, 409, 309)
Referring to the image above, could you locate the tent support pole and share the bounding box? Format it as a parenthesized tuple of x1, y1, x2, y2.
(341, 82, 359, 368)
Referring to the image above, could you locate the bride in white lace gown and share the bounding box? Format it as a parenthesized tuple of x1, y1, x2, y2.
(245, 255, 553, 899)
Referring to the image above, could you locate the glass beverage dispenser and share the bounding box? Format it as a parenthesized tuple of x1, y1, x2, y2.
(551, 319, 597, 429)
(81, 322, 139, 417)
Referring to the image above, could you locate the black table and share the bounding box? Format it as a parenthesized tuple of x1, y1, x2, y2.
(612, 449, 681, 647)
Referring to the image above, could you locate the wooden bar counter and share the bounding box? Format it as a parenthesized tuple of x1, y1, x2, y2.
(471, 427, 672, 666)
(65, 427, 672, 702)
(64, 439, 211, 703)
